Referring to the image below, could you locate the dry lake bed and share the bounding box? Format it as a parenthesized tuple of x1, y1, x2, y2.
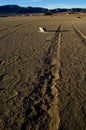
(0, 15, 86, 130)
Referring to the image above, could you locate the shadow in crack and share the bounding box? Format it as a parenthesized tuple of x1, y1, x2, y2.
(0, 88, 6, 91)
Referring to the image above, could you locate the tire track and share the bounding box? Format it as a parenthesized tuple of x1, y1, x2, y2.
(0, 21, 29, 32)
(57, 22, 86, 130)
(72, 24, 86, 45)
(0, 22, 34, 40)
(21, 24, 63, 130)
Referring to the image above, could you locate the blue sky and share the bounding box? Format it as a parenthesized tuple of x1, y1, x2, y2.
(0, 0, 86, 9)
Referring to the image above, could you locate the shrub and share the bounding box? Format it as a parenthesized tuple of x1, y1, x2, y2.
(44, 11, 52, 15)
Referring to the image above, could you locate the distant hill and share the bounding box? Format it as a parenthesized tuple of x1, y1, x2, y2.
(0, 5, 86, 15)
(0, 5, 48, 15)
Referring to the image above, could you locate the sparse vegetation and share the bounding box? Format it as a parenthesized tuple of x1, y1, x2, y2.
(77, 16, 81, 18)
(44, 11, 52, 15)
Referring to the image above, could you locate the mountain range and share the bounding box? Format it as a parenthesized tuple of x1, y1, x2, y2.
(0, 5, 86, 15)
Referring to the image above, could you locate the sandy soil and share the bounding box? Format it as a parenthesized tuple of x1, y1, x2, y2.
(0, 15, 86, 130)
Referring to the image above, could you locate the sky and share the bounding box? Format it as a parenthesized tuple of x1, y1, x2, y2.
(0, 0, 86, 9)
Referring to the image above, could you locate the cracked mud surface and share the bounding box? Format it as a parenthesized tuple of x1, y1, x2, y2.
(0, 15, 86, 130)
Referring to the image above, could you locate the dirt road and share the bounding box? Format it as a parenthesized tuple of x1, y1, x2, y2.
(0, 16, 86, 130)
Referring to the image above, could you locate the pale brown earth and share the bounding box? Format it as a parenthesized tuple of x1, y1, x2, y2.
(0, 15, 86, 130)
